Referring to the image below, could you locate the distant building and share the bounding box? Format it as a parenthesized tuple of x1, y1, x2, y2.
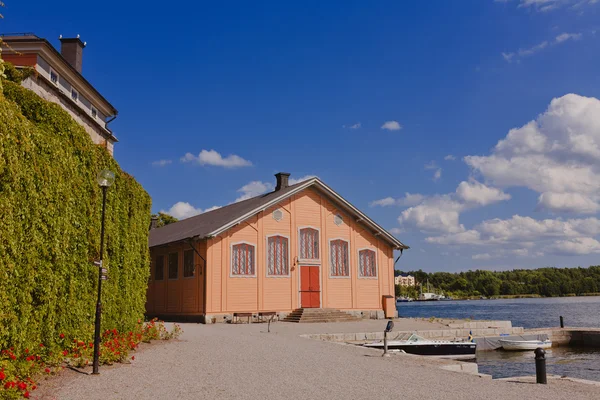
(1, 34, 118, 155)
(395, 274, 415, 287)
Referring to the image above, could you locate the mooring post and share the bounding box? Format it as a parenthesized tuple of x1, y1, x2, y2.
(383, 330, 389, 357)
(560, 316, 564, 328)
(534, 348, 547, 384)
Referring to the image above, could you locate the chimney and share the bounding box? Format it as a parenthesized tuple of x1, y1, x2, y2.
(275, 172, 291, 191)
(150, 216, 159, 230)
(59, 35, 86, 73)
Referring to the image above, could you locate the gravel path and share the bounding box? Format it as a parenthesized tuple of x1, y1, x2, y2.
(40, 320, 600, 400)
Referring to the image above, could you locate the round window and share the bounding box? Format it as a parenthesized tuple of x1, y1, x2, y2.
(273, 209, 283, 222)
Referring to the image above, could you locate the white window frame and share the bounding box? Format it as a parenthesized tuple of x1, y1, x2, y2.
(328, 238, 351, 279)
(91, 106, 98, 118)
(49, 67, 59, 86)
(357, 247, 378, 279)
(183, 249, 196, 279)
(230, 241, 257, 278)
(266, 234, 291, 278)
(71, 88, 78, 103)
(298, 226, 321, 265)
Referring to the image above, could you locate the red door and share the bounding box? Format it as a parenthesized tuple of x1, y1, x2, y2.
(300, 266, 320, 308)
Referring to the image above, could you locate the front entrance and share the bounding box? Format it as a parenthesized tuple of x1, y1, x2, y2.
(300, 266, 320, 308)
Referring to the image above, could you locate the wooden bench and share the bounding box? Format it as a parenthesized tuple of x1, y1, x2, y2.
(233, 312, 253, 324)
(258, 311, 277, 323)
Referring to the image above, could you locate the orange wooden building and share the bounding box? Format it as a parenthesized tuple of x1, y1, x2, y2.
(147, 173, 408, 323)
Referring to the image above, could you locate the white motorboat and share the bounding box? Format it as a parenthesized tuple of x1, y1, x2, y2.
(499, 339, 552, 351)
(363, 333, 477, 360)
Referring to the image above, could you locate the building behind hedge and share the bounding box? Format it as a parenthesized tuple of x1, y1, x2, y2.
(1, 33, 118, 155)
(147, 173, 408, 323)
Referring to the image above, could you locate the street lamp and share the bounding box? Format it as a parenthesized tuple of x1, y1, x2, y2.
(92, 169, 114, 375)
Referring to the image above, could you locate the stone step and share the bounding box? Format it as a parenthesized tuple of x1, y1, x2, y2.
(281, 308, 361, 323)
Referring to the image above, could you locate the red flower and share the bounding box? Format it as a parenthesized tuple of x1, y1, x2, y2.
(131, 356, 135, 360)
(59, 333, 65, 339)
(17, 381, 27, 390)
(0, 370, 5, 380)
(39, 343, 44, 347)
(9, 354, 16, 360)
(24, 348, 29, 354)
(62, 350, 69, 356)
(24, 391, 30, 398)
(44, 368, 51, 374)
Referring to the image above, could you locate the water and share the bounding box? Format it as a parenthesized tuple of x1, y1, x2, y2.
(396, 297, 600, 329)
(397, 297, 600, 381)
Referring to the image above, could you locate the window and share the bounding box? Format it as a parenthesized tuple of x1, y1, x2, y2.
(91, 106, 97, 118)
(272, 209, 283, 222)
(183, 249, 195, 278)
(359, 249, 377, 278)
(334, 214, 343, 226)
(299, 228, 319, 260)
(154, 255, 164, 281)
(71, 88, 78, 102)
(267, 236, 289, 276)
(168, 252, 178, 279)
(49, 68, 58, 85)
(330, 239, 349, 277)
(231, 243, 255, 276)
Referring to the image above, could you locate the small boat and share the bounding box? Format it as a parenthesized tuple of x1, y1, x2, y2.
(396, 297, 413, 303)
(499, 339, 552, 351)
(363, 333, 477, 360)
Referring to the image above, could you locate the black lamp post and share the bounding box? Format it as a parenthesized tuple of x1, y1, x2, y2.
(92, 169, 115, 375)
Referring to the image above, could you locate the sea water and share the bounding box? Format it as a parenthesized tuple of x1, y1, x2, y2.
(397, 296, 600, 381)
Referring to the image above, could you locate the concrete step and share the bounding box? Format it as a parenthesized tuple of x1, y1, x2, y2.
(281, 308, 361, 323)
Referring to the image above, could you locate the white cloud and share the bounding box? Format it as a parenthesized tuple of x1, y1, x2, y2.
(343, 123, 361, 129)
(152, 159, 172, 167)
(161, 202, 220, 220)
(381, 121, 402, 131)
(456, 179, 511, 206)
(389, 228, 404, 235)
(444, 155, 457, 161)
(180, 149, 252, 168)
(399, 195, 465, 234)
(289, 175, 318, 185)
(537, 192, 599, 214)
(465, 94, 600, 213)
(555, 32, 582, 43)
(502, 32, 583, 62)
(370, 193, 426, 207)
(425, 161, 442, 182)
(472, 253, 492, 260)
(235, 181, 274, 202)
(548, 237, 600, 255)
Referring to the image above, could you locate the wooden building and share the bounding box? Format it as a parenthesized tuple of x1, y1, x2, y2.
(147, 173, 408, 323)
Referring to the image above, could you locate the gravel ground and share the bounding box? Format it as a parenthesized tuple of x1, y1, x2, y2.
(38, 320, 600, 400)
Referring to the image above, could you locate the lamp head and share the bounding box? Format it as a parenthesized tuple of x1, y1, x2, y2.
(97, 169, 115, 187)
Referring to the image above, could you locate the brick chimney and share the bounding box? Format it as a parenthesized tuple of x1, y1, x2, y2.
(275, 172, 291, 191)
(150, 216, 159, 230)
(59, 35, 86, 73)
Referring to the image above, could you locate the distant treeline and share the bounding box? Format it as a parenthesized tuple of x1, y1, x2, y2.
(395, 266, 600, 298)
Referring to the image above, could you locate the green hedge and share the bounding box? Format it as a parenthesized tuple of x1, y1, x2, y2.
(0, 71, 151, 351)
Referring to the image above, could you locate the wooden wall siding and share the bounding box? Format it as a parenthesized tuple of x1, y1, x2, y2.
(148, 187, 396, 317)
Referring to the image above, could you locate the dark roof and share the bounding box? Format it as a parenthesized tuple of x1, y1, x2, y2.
(1, 33, 118, 116)
(149, 178, 408, 250)
(148, 181, 306, 247)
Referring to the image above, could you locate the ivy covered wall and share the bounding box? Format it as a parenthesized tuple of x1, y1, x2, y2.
(0, 69, 151, 350)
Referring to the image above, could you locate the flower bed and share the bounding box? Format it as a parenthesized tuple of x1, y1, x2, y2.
(0, 319, 181, 399)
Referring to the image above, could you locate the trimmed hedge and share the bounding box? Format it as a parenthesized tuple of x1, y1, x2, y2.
(0, 71, 151, 351)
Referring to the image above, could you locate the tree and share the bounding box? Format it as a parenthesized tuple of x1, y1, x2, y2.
(152, 212, 178, 228)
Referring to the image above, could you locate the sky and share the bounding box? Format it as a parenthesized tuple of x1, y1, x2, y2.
(2, 0, 600, 272)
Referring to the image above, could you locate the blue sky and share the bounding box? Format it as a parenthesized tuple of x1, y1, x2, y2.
(3, 0, 600, 272)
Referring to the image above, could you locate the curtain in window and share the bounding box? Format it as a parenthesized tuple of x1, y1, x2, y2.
(330, 240, 349, 276)
(184, 250, 195, 277)
(359, 249, 377, 277)
(232, 243, 255, 276)
(300, 228, 319, 259)
(268, 236, 289, 276)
